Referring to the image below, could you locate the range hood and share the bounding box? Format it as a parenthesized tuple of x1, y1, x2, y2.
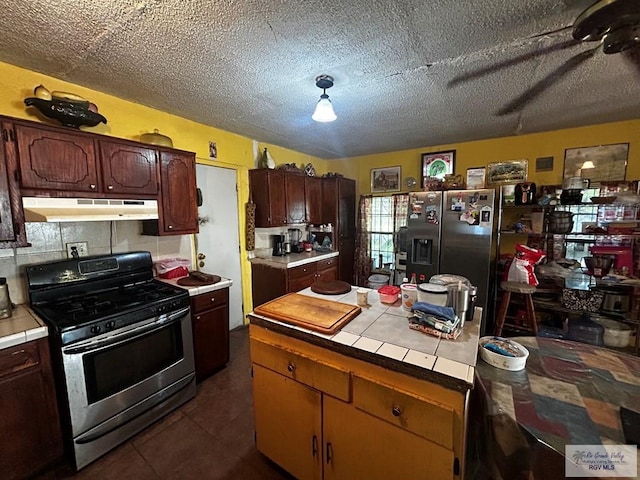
(22, 197, 159, 222)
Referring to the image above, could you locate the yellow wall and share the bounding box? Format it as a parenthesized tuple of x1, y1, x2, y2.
(331, 119, 640, 198)
(0, 61, 327, 316)
(2, 60, 639, 315)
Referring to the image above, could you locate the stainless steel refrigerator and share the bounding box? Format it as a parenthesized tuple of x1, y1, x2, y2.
(406, 189, 498, 329)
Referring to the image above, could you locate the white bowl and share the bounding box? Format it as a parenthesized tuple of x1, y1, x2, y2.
(479, 336, 529, 371)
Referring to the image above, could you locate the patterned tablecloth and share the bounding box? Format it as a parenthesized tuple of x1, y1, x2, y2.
(473, 337, 640, 479)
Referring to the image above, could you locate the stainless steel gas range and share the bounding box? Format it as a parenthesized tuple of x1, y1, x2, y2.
(27, 251, 196, 470)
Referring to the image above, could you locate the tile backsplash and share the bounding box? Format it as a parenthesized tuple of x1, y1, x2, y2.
(0, 221, 192, 305)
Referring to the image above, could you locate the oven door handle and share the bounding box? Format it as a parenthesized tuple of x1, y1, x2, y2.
(63, 307, 190, 355)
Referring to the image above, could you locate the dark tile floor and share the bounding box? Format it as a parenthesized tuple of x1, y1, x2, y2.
(38, 326, 293, 480)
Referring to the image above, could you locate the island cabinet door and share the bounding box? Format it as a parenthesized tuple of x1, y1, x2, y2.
(323, 395, 455, 480)
(252, 364, 323, 480)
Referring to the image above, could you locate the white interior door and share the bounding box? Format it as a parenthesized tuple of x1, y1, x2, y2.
(195, 164, 243, 329)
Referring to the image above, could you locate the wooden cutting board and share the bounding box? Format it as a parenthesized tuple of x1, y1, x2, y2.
(177, 274, 222, 286)
(253, 293, 361, 334)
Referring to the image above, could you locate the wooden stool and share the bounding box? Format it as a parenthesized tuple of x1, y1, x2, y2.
(494, 281, 538, 336)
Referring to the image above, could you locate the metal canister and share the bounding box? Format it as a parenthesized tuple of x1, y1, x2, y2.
(0, 277, 12, 319)
(465, 286, 478, 323)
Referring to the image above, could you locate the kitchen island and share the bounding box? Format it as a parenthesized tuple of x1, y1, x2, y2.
(248, 286, 480, 480)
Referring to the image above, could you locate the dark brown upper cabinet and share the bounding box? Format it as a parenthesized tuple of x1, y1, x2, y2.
(14, 124, 100, 193)
(99, 141, 159, 196)
(304, 176, 322, 225)
(0, 121, 28, 246)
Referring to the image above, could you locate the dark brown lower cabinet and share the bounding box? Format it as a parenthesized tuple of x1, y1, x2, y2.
(0, 338, 63, 479)
(190, 288, 230, 382)
(251, 256, 339, 307)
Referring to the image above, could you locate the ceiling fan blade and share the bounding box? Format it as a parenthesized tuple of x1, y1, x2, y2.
(528, 25, 573, 39)
(448, 39, 580, 87)
(496, 46, 599, 116)
(622, 45, 640, 76)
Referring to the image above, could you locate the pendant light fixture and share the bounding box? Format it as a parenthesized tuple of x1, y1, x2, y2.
(312, 74, 337, 122)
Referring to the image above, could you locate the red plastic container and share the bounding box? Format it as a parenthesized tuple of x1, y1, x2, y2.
(378, 285, 401, 304)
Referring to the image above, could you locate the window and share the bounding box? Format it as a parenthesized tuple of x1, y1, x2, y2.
(367, 195, 408, 269)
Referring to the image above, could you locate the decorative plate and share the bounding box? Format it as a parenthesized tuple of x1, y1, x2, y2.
(304, 163, 316, 176)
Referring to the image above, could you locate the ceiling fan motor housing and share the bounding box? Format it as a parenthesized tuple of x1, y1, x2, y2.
(573, 0, 640, 54)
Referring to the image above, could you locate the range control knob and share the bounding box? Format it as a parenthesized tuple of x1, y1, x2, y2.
(90, 325, 102, 335)
(105, 321, 116, 330)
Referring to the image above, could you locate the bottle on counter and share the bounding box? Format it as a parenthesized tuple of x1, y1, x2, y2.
(409, 273, 417, 285)
(0, 277, 12, 319)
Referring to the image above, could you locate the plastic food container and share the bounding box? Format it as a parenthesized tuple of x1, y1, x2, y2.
(417, 283, 448, 306)
(400, 283, 418, 311)
(378, 285, 401, 304)
(367, 274, 390, 290)
(154, 258, 191, 279)
(568, 317, 604, 345)
(479, 336, 529, 371)
(590, 316, 632, 347)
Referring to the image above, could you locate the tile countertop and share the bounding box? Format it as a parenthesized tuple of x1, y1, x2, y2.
(249, 250, 339, 269)
(248, 286, 481, 391)
(0, 305, 49, 350)
(158, 276, 233, 296)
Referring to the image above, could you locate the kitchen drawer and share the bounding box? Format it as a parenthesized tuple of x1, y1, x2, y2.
(251, 338, 350, 401)
(191, 288, 229, 313)
(0, 340, 40, 380)
(287, 273, 316, 293)
(288, 263, 316, 280)
(352, 374, 454, 449)
(316, 256, 337, 272)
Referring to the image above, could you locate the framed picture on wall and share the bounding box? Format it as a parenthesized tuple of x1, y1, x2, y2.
(563, 143, 629, 184)
(486, 159, 528, 185)
(421, 150, 455, 184)
(371, 166, 401, 193)
(466, 167, 486, 189)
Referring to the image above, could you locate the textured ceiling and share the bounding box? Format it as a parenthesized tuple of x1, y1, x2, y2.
(0, 0, 638, 159)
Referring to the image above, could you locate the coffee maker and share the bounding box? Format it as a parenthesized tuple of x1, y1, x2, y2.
(272, 234, 286, 256)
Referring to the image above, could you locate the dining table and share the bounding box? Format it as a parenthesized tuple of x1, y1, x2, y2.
(472, 336, 640, 480)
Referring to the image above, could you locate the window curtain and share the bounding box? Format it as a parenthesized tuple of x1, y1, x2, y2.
(393, 194, 409, 231)
(354, 195, 372, 286)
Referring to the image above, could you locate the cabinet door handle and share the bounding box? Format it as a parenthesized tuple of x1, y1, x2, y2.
(168, 225, 173, 229)
(325, 442, 333, 464)
(392, 406, 402, 417)
(89, 184, 96, 189)
(312, 435, 318, 458)
(195, 315, 201, 320)
(107, 185, 114, 190)
(210, 297, 215, 302)
(287, 362, 295, 372)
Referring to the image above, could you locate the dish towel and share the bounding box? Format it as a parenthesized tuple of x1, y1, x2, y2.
(411, 302, 456, 322)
